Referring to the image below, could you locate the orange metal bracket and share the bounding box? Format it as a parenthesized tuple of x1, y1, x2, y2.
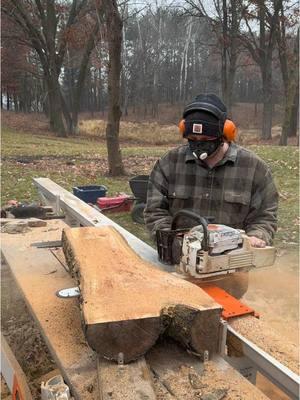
(202, 285, 259, 320)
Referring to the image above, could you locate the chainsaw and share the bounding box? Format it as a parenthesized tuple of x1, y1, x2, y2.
(156, 210, 276, 279)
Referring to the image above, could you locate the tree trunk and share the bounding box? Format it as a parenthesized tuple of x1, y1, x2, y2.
(13, 94, 19, 112)
(61, 94, 75, 135)
(226, 0, 238, 113)
(279, 29, 299, 144)
(280, 75, 298, 145)
(261, 67, 272, 139)
(47, 77, 67, 137)
(288, 88, 299, 137)
(70, 24, 99, 135)
(180, 20, 192, 101)
(7, 91, 10, 111)
(226, 62, 235, 113)
(103, 0, 125, 176)
(221, 0, 228, 105)
(152, 69, 159, 117)
(121, 21, 129, 117)
(98, 68, 102, 113)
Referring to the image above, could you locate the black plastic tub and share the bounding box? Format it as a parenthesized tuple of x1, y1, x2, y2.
(129, 175, 149, 203)
(129, 175, 149, 224)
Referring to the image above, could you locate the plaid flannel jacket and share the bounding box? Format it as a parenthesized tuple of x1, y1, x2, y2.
(144, 143, 278, 244)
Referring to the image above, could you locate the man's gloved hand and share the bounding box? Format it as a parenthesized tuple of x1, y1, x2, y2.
(248, 236, 266, 248)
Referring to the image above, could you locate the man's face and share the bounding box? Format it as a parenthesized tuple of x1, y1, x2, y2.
(186, 134, 222, 160)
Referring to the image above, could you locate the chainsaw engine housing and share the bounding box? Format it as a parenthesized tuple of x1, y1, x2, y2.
(177, 224, 276, 278)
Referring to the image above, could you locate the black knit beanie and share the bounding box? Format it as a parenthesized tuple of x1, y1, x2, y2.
(183, 94, 227, 137)
(193, 93, 227, 114)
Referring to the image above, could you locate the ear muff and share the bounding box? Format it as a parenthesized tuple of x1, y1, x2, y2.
(179, 118, 237, 141)
(178, 119, 186, 136)
(223, 119, 237, 141)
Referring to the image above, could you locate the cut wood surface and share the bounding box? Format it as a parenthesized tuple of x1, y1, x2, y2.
(62, 226, 222, 362)
(229, 315, 299, 374)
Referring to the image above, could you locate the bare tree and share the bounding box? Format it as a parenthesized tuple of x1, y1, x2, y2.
(179, 18, 193, 101)
(238, 0, 281, 139)
(276, 0, 299, 145)
(3, 0, 99, 136)
(99, 0, 125, 175)
(182, 0, 242, 112)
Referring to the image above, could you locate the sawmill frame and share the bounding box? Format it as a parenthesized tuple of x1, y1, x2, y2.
(1, 177, 298, 399)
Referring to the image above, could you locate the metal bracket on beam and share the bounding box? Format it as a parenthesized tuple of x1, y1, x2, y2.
(218, 319, 228, 356)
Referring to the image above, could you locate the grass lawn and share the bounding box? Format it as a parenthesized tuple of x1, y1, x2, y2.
(1, 128, 299, 248)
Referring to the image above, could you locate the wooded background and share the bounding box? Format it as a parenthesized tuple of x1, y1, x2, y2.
(2, 0, 299, 173)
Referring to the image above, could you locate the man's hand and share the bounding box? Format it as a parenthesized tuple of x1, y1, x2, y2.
(248, 236, 266, 248)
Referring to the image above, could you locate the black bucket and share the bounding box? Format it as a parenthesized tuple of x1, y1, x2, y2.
(129, 175, 149, 203)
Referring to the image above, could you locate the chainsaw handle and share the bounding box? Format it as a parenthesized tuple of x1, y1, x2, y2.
(171, 210, 209, 251)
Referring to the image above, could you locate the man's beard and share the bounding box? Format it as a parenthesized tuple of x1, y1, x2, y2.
(188, 138, 223, 160)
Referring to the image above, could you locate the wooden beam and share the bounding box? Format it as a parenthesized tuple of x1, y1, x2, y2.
(97, 357, 157, 400)
(62, 226, 222, 362)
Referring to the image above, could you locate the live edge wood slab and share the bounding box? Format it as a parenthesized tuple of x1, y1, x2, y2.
(62, 226, 222, 363)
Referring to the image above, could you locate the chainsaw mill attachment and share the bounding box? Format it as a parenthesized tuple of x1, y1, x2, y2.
(156, 210, 276, 279)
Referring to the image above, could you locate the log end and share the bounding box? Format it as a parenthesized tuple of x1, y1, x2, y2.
(86, 317, 162, 363)
(163, 305, 221, 360)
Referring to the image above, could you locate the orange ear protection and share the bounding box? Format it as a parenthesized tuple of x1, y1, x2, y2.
(178, 101, 238, 141)
(178, 119, 186, 135)
(223, 119, 237, 141)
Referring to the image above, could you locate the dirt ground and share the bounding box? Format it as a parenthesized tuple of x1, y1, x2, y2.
(1, 244, 298, 399)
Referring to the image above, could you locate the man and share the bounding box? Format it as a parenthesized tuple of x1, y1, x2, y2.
(144, 94, 278, 296)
